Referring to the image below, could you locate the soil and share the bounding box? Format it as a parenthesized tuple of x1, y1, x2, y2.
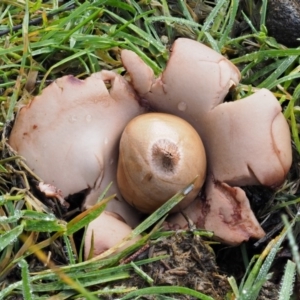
(98, 229, 290, 300)
(105, 232, 231, 300)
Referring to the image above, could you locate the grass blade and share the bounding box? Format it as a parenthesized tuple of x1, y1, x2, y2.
(131, 180, 196, 237)
(257, 55, 298, 88)
(0, 224, 23, 251)
(120, 286, 214, 300)
(218, 0, 239, 48)
(19, 259, 32, 300)
(198, 0, 229, 42)
(66, 195, 114, 236)
(278, 260, 296, 300)
(282, 214, 300, 275)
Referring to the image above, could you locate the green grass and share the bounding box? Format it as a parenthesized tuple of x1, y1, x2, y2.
(1, 0, 300, 299)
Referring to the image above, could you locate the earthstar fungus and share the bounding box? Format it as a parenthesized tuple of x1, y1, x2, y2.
(8, 37, 293, 254)
(121, 38, 292, 244)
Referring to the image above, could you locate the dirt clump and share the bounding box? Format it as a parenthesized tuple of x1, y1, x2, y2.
(118, 232, 231, 300)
